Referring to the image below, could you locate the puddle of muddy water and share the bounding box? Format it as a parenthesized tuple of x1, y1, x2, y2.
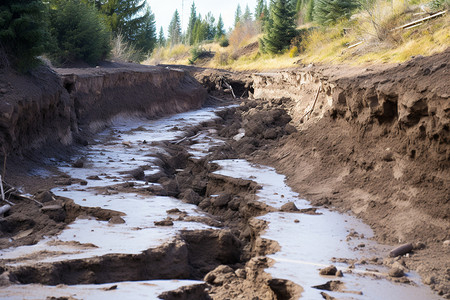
(212, 159, 441, 300)
(0, 107, 225, 298)
(1, 280, 203, 300)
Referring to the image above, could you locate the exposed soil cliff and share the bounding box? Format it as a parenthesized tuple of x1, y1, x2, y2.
(249, 50, 450, 297)
(0, 63, 207, 157)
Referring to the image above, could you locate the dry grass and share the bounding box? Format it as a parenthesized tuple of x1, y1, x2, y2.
(145, 1, 448, 70)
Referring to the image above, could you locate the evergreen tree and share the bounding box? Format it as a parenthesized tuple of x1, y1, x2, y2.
(305, 0, 315, 22)
(234, 4, 242, 27)
(168, 10, 181, 45)
(262, 0, 297, 53)
(205, 12, 216, 40)
(158, 26, 166, 47)
(296, 0, 303, 13)
(135, 6, 157, 53)
(215, 14, 225, 39)
(242, 5, 252, 22)
(314, 0, 358, 25)
(96, 0, 148, 43)
(0, 0, 49, 70)
(255, 0, 266, 20)
(187, 2, 197, 45)
(48, 0, 110, 65)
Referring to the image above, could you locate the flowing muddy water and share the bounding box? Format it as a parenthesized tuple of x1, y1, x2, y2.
(0, 106, 441, 299)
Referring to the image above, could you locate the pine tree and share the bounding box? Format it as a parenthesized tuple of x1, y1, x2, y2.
(0, 0, 49, 70)
(305, 0, 314, 22)
(255, 0, 266, 20)
(168, 10, 181, 45)
(215, 14, 225, 39)
(135, 6, 157, 53)
(187, 2, 197, 45)
(296, 0, 303, 13)
(205, 12, 216, 40)
(158, 26, 166, 47)
(242, 5, 252, 23)
(262, 0, 297, 54)
(314, 0, 358, 25)
(97, 0, 148, 43)
(234, 4, 242, 27)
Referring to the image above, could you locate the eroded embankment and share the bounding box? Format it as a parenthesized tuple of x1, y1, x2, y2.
(0, 64, 206, 157)
(249, 50, 450, 297)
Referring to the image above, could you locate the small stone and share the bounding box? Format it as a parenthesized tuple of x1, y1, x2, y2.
(80, 180, 88, 186)
(154, 219, 173, 226)
(280, 202, 299, 212)
(388, 267, 405, 278)
(443, 240, 450, 247)
(423, 276, 435, 285)
(72, 159, 84, 168)
(320, 265, 337, 276)
(87, 175, 101, 180)
(108, 216, 125, 224)
(336, 270, 343, 277)
(294, 219, 300, 223)
(235, 269, 246, 279)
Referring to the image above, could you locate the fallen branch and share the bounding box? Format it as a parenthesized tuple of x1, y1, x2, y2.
(222, 80, 236, 99)
(300, 86, 322, 122)
(0, 175, 4, 202)
(392, 10, 446, 31)
(9, 192, 43, 207)
(0, 204, 11, 215)
(172, 132, 202, 145)
(348, 41, 364, 49)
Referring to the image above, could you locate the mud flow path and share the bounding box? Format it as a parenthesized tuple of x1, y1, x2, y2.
(0, 105, 443, 299)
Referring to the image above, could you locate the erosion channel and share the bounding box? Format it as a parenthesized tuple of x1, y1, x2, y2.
(0, 53, 449, 299)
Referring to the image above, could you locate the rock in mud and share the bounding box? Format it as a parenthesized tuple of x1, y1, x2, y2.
(179, 189, 202, 205)
(388, 267, 405, 278)
(204, 265, 236, 285)
(154, 219, 174, 226)
(34, 190, 54, 203)
(108, 216, 125, 224)
(211, 194, 232, 207)
(40, 205, 66, 222)
(72, 158, 84, 168)
(129, 168, 145, 180)
(86, 175, 101, 180)
(389, 243, 413, 257)
(280, 202, 299, 212)
(319, 265, 338, 276)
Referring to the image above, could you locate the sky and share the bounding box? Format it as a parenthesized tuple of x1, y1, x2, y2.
(147, 0, 258, 35)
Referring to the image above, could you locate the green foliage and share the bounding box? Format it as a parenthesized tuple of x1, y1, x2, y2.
(314, 0, 359, 26)
(187, 2, 197, 45)
(134, 7, 157, 54)
(430, 0, 450, 9)
(235, 4, 242, 27)
(0, 0, 49, 71)
(48, 0, 110, 65)
(168, 10, 181, 45)
(242, 5, 253, 22)
(261, 0, 297, 53)
(305, 0, 315, 22)
(289, 46, 299, 57)
(219, 36, 229, 47)
(255, 0, 266, 20)
(158, 26, 166, 47)
(188, 44, 210, 64)
(92, 0, 147, 43)
(215, 15, 225, 39)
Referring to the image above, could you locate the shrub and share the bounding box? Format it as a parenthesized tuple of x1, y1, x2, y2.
(188, 45, 210, 64)
(0, 0, 49, 71)
(289, 46, 299, 57)
(111, 33, 143, 63)
(430, 0, 450, 9)
(48, 0, 111, 65)
(219, 36, 230, 47)
(314, 0, 359, 26)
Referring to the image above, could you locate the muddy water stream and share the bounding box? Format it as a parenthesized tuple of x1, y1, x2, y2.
(0, 106, 441, 299)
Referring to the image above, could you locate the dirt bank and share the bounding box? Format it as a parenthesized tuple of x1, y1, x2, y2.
(0, 63, 206, 158)
(231, 50, 449, 297)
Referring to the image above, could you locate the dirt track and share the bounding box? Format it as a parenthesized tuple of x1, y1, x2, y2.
(0, 51, 449, 299)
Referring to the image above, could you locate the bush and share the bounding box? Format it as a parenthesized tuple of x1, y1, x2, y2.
(188, 45, 210, 64)
(430, 0, 450, 9)
(111, 33, 143, 63)
(314, 0, 359, 26)
(0, 0, 49, 71)
(219, 36, 230, 47)
(289, 46, 299, 57)
(48, 0, 111, 65)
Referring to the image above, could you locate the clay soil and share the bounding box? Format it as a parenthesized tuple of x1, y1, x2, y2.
(0, 51, 449, 299)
